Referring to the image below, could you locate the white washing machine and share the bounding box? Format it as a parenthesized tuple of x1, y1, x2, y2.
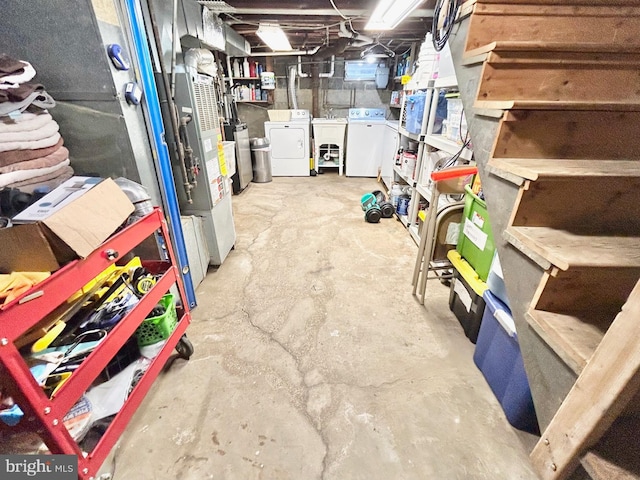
(264, 109, 311, 177)
(346, 108, 387, 177)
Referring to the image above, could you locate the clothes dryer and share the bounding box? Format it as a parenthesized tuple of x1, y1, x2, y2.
(264, 109, 311, 176)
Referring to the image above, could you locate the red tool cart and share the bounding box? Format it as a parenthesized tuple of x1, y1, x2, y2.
(0, 208, 192, 479)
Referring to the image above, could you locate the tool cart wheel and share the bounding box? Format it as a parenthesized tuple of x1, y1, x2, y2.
(175, 334, 194, 360)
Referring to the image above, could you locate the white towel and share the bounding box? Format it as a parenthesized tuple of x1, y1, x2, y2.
(0, 112, 52, 133)
(0, 118, 59, 143)
(0, 158, 69, 188)
(0, 132, 61, 152)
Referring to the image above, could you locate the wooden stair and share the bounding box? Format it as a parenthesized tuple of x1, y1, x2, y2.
(452, 1, 640, 479)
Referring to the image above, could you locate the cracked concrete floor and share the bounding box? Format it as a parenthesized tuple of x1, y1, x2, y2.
(113, 175, 539, 480)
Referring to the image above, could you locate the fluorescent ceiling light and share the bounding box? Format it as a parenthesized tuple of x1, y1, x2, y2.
(256, 24, 292, 51)
(365, 0, 425, 30)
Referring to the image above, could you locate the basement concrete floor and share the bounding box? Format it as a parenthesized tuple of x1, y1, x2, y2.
(113, 175, 540, 480)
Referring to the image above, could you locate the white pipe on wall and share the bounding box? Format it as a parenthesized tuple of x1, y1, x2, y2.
(289, 65, 299, 109)
(297, 56, 335, 78)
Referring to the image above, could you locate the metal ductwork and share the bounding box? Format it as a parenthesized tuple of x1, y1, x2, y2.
(312, 37, 353, 59)
(338, 22, 374, 48)
(224, 23, 251, 57)
(308, 21, 374, 59)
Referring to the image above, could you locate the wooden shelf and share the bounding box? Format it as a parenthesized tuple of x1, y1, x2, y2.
(526, 309, 612, 375)
(237, 100, 270, 104)
(487, 158, 640, 182)
(504, 226, 640, 271)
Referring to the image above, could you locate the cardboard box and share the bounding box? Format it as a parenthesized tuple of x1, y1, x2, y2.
(0, 177, 134, 272)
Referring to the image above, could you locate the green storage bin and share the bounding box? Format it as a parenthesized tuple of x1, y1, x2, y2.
(457, 185, 495, 282)
(135, 294, 178, 347)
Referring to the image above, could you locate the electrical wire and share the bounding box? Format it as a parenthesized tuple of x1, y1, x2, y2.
(330, 0, 348, 20)
(432, 0, 460, 52)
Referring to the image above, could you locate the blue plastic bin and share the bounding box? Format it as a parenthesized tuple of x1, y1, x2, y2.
(473, 291, 539, 434)
(405, 92, 427, 134)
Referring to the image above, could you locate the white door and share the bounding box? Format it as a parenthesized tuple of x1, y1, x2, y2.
(266, 123, 310, 176)
(346, 123, 386, 177)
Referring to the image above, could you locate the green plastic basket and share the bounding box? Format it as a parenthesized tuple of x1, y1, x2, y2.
(136, 294, 178, 347)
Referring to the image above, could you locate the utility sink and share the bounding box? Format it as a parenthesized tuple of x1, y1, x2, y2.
(312, 118, 347, 124)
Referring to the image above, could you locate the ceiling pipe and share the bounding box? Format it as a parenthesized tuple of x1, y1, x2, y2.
(228, 8, 434, 17)
(338, 21, 374, 48)
(250, 46, 321, 57)
(297, 56, 335, 78)
(312, 37, 353, 59)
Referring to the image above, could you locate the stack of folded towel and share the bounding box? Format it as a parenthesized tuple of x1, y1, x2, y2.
(0, 54, 73, 194)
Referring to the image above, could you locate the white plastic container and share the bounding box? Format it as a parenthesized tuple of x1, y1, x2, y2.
(486, 251, 511, 309)
(390, 184, 403, 208)
(401, 152, 417, 180)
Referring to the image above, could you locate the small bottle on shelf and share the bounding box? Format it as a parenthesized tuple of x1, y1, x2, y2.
(395, 147, 404, 166)
(249, 61, 256, 78)
(233, 59, 240, 78)
(243, 58, 250, 78)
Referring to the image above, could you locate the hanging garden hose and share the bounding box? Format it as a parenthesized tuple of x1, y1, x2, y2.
(432, 0, 460, 52)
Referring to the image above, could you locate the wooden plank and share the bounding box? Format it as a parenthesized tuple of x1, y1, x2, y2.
(461, 52, 488, 66)
(472, 107, 504, 119)
(582, 451, 640, 480)
(485, 163, 525, 186)
(465, 42, 640, 59)
(530, 279, 640, 480)
(534, 267, 640, 320)
(526, 309, 611, 375)
(581, 416, 640, 480)
(475, 4, 640, 14)
(486, 49, 640, 65)
(474, 100, 640, 111)
(487, 159, 640, 181)
(502, 228, 552, 271)
(477, 1, 639, 5)
(477, 54, 640, 104)
(505, 227, 640, 270)
(491, 111, 640, 159)
(511, 176, 640, 234)
(459, 0, 477, 19)
(466, 5, 640, 52)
